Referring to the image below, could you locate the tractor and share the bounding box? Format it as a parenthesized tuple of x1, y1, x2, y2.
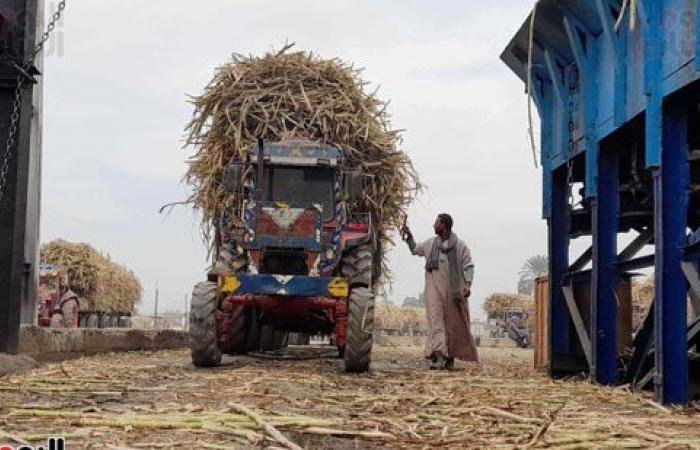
(189, 139, 378, 372)
(37, 264, 133, 328)
(489, 307, 532, 348)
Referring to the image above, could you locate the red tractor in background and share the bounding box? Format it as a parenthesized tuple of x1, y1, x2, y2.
(38, 265, 80, 328)
(38, 264, 133, 328)
(189, 139, 380, 372)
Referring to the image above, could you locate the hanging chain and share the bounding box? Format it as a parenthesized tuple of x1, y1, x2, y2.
(0, 0, 67, 203)
(31, 0, 67, 62)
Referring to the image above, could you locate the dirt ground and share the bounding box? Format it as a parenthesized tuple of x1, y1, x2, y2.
(1, 340, 699, 449)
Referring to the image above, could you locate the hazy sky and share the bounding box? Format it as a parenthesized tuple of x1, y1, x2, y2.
(40, 0, 540, 320)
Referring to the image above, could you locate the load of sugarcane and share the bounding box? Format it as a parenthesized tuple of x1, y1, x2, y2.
(375, 303, 426, 332)
(40, 239, 142, 313)
(483, 293, 534, 318)
(181, 45, 420, 284)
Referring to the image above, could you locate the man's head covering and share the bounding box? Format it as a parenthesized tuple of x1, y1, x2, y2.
(438, 213, 453, 231)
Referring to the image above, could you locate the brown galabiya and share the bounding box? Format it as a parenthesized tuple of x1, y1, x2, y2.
(404, 216, 479, 366)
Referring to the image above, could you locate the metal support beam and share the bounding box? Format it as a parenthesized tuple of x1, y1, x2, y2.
(592, 147, 619, 384)
(616, 254, 655, 272)
(681, 261, 700, 317)
(562, 284, 592, 368)
(549, 167, 571, 375)
(539, 81, 554, 218)
(543, 51, 565, 109)
(696, 0, 700, 71)
(628, 301, 655, 386)
(618, 228, 653, 262)
(0, 0, 42, 354)
(644, 0, 662, 167)
(653, 103, 690, 405)
(594, 0, 627, 126)
(563, 15, 599, 198)
(569, 247, 592, 273)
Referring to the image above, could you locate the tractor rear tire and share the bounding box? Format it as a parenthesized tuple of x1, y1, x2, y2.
(85, 313, 100, 328)
(99, 314, 111, 328)
(259, 324, 279, 352)
(243, 308, 260, 353)
(61, 299, 79, 328)
(189, 281, 222, 367)
(344, 287, 375, 373)
(259, 325, 286, 352)
(341, 243, 373, 287)
(221, 305, 249, 355)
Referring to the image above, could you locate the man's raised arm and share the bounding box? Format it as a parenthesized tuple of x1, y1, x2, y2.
(401, 225, 423, 256)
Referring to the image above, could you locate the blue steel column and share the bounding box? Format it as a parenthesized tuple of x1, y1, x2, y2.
(549, 167, 570, 376)
(653, 104, 690, 405)
(592, 147, 619, 384)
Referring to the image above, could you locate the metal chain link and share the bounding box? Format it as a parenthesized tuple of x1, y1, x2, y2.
(0, 0, 67, 203)
(31, 0, 67, 63)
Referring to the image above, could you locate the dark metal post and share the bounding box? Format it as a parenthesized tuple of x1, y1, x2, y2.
(0, 0, 42, 354)
(653, 103, 690, 405)
(549, 166, 570, 376)
(256, 138, 265, 202)
(592, 146, 619, 384)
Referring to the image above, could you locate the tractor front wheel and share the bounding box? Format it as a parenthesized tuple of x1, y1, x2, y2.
(189, 281, 222, 367)
(85, 313, 100, 328)
(344, 286, 375, 373)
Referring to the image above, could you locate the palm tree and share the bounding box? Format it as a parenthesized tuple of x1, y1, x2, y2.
(518, 255, 548, 295)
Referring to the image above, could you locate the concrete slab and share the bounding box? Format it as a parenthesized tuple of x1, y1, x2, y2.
(19, 326, 188, 358)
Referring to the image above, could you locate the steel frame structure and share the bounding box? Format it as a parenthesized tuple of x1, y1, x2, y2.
(0, 0, 43, 354)
(502, 0, 700, 404)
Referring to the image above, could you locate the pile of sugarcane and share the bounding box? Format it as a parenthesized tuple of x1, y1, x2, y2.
(632, 276, 654, 310)
(483, 293, 534, 318)
(40, 239, 142, 313)
(182, 45, 420, 283)
(375, 303, 426, 331)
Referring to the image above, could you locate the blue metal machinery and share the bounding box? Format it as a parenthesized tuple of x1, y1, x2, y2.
(502, 0, 700, 405)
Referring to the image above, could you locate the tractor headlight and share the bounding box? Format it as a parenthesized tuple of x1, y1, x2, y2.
(219, 275, 241, 294)
(328, 278, 349, 298)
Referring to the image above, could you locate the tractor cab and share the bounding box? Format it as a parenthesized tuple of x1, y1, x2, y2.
(222, 139, 365, 278)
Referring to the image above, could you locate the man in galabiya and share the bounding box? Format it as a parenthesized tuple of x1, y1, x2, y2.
(402, 213, 479, 370)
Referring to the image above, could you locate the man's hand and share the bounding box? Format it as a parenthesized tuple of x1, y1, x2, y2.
(400, 225, 412, 242)
(461, 285, 471, 300)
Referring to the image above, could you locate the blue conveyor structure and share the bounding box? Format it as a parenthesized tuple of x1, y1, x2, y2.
(502, 0, 700, 405)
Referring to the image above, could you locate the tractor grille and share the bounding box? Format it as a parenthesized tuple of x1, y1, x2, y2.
(260, 247, 308, 275)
